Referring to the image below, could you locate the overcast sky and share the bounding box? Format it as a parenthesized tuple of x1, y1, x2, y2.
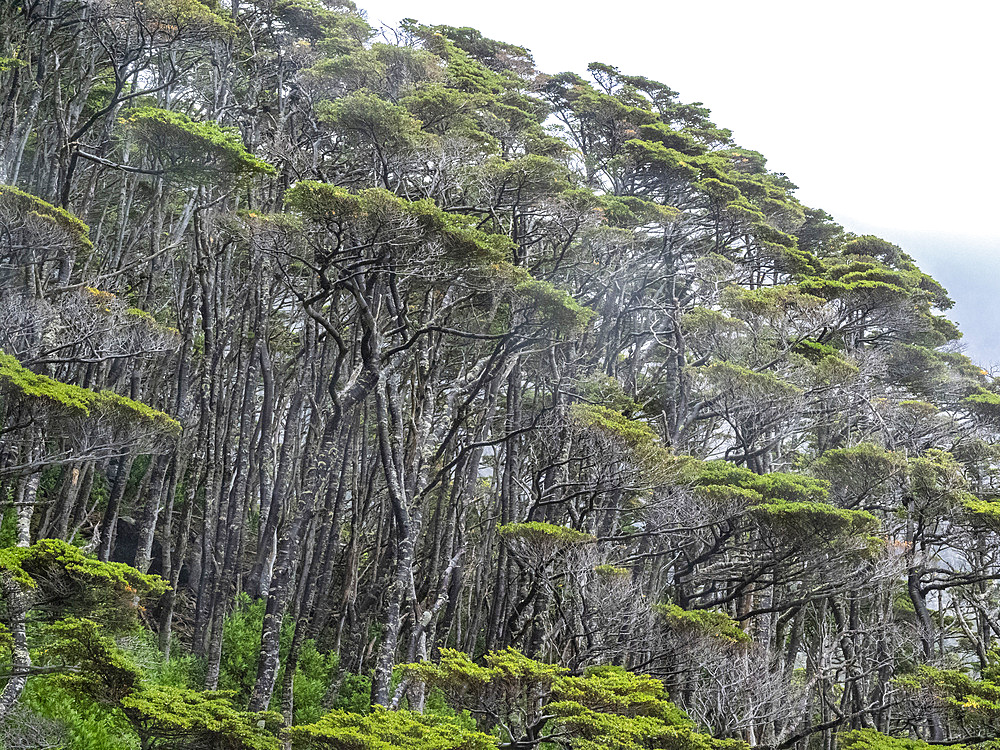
(360, 0, 1000, 364)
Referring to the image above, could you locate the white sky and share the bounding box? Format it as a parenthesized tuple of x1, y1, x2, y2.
(358, 0, 1000, 362)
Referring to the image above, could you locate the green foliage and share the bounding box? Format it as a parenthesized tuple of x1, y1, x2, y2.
(570, 404, 658, 449)
(404, 21, 541, 129)
(927, 313, 962, 344)
(0, 353, 181, 436)
(839, 730, 950, 750)
(722, 285, 824, 320)
(908, 449, 970, 509)
(217, 591, 333, 722)
(965, 388, 1000, 423)
(406, 647, 566, 711)
(691, 462, 873, 541)
(0, 183, 93, 248)
(284, 180, 375, 218)
(329, 673, 373, 714)
(798, 276, 910, 304)
(504, 268, 595, 330)
(274, 0, 366, 43)
(41, 616, 279, 750)
(319, 89, 427, 152)
(696, 361, 803, 403)
(0, 57, 27, 74)
(219, 593, 274, 704)
(20, 678, 138, 750)
(576, 374, 643, 415)
(497, 521, 595, 546)
(793, 338, 841, 362)
(285, 182, 512, 266)
(46, 618, 144, 704)
(594, 564, 631, 579)
(599, 195, 679, 227)
(695, 462, 829, 503)
(811, 443, 907, 502)
(693, 483, 765, 507)
(130, 632, 200, 689)
(548, 702, 748, 750)
(411, 649, 748, 750)
(121, 107, 276, 181)
(0, 505, 17, 550)
(748, 499, 878, 539)
(681, 307, 746, 346)
(814, 354, 859, 385)
(481, 646, 569, 687)
(480, 151, 565, 196)
(960, 496, 1000, 533)
(885, 344, 981, 397)
(552, 665, 690, 721)
(896, 665, 1000, 725)
(654, 604, 749, 644)
(293, 641, 341, 725)
(401, 86, 494, 144)
(419, 24, 534, 79)
(0, 538, 168, 626)
(406, 649, 745, 750)
(121, 684, 280, 750)
(842, 235, 904, 265)
(286, 705, 495, 750)
(132, 0, 235, 37)
(2, 4, 987, 749)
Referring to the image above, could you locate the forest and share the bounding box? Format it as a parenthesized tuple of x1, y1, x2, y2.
(1, 0, 999, 747)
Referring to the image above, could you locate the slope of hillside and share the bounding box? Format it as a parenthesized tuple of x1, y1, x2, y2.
(1, 2, 999, 749)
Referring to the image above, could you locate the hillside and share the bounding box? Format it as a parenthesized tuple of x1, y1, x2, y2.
(1, 1, 1000, 748)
